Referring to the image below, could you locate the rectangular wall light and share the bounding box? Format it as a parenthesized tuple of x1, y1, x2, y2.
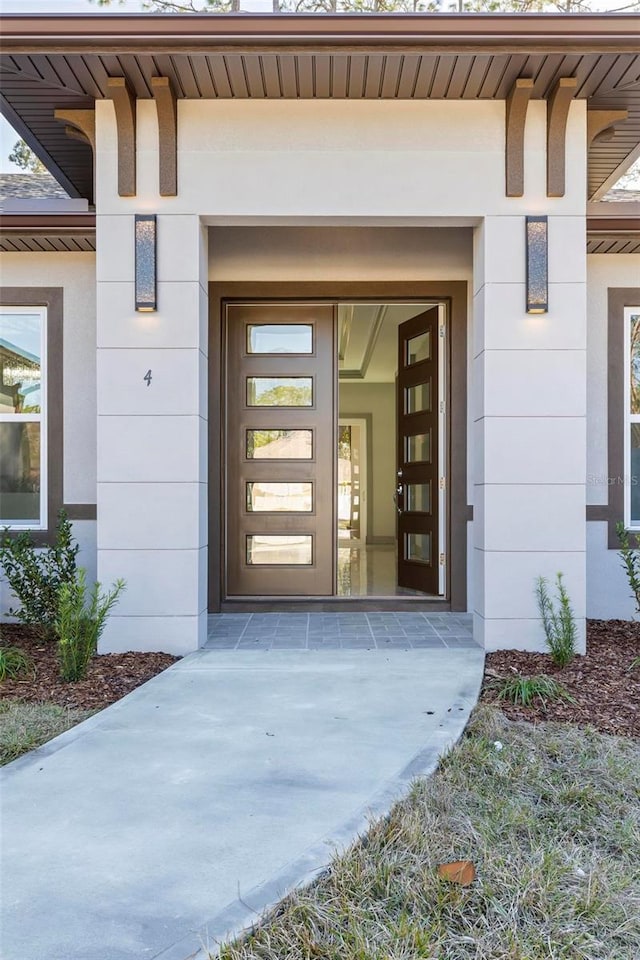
(135, 214, 157, 312)
(525, 215, 548, 314)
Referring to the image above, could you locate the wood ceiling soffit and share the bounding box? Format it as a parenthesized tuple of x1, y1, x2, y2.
(547, 76, 578, 197)
(105, 77, 136, 197)
(505, 78, 534, 197)
(587, 108, 629, 145)
(151, 76, 177, 197)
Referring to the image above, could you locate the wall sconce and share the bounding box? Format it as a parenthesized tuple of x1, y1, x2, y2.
(135, 214, 157, 312)
(525, 216, 548, 314)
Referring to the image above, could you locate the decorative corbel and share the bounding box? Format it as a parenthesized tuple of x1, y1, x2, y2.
(106, 77, 136, 197)
(546, 77, 578, 198)
(151, 77, 178, 197)
(505, 78, 534, 197)
(54, 109, 96, 152)
(587, 109, 628, 146)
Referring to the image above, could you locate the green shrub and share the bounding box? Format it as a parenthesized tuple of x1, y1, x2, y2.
(56, 569, 125, 682)
(616, 522, 640, 615)
(535, 572, 578, 667)
(494, 674, 574, 708)
(0, 510, 79, 636)
(0, 645, 33, 682)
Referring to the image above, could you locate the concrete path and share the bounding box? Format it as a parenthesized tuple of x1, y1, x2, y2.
(1, 638, 484, 960)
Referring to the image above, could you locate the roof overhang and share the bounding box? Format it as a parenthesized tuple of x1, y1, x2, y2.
(1, 13, 639, 202)
(0, 213, 96, 253)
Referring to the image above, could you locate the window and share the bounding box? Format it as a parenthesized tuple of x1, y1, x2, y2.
(0, 289, 62, 539)
(624, 306, 640, 529)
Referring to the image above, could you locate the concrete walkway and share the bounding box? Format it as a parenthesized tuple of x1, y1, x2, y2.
(1, 622, 483, 960)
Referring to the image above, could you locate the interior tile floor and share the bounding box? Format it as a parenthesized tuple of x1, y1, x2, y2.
(337, 542, 428, 597)
(207, 612, 477, 650)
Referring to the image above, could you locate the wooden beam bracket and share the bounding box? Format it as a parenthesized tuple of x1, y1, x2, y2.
(547, 76, 578, 198)
(505, 78, 534, 197)
(587, 108, 629, 146)
(151, 76, 178, 197)
(54, 108, 96, 152)
(106, 77, 136, 198)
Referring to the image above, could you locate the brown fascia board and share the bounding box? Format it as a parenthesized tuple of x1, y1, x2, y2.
(0, 213, 96, 231)
(587, 217, 640, 233)
(1, 13, 639, 53)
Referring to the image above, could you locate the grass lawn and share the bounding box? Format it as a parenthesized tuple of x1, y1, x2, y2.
(219, 707, 640, 960)
(0, 699, 91, 766)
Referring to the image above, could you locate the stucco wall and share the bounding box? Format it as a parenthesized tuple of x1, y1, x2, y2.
(92, 93, 587, 651)
(586, 253, 640, 620)
(0, 252, 97, 615)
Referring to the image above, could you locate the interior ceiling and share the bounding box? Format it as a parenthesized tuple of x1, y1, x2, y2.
(339, 303, 433, 383)
(0, 15, 639, 201)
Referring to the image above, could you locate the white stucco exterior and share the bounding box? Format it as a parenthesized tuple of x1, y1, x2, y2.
(2, 89, 638, 654)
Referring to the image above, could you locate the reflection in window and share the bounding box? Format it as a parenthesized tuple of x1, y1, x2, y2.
(0, 312, 42, 414)
(247, 377, 313, 407)
(406, 483, 431, 513)
(246, 482, 313, 513)
(626, 309, 640, 528)
(406, 432, 431, 464)
(405, 532, 431, 564)
(246, 535, 313, 565)
(246, 429, 313, 460)
(247, 324, 313, 354)
(406, 331, 431, 366)
(0, 308, 45, 528)
(0, 421, 41, 523)
(405, 382, 431, 414)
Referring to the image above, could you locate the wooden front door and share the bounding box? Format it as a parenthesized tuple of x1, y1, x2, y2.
(396, 307, 440, 594)
(225, 303, 336, 596)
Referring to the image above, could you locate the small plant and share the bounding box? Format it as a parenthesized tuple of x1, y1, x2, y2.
(535, 573, 578, 667)
(56, 570, 125, 682)
(494, 674, 574, 708)
(616, 522, 640, 616)
(0, 510, 79, 636)
(0, 646, 33, 682)
(630, 657, 640, 672)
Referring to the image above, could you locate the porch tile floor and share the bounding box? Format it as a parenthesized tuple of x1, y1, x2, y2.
(207, 612, 477, 650)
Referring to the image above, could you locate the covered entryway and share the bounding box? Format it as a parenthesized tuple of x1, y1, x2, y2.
(218, 290, 463, 605)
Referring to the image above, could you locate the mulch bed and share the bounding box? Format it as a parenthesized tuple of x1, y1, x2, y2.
(482, 619, 640, 739)
(0, 624, 178, 712)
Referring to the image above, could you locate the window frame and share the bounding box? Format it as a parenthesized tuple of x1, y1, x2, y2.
(0, 304, 48, 530)
(0, 288, 63, 545)
(624, 305, 640, 532)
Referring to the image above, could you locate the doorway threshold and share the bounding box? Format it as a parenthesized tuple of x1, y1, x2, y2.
(220, 597, 451, 613)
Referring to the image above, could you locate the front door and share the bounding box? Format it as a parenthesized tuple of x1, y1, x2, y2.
(396, 307, 440, 594)
(225, 303, 336, 596)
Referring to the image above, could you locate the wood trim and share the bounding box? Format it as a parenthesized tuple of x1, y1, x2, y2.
(3, 13, 639, 50)
(208, 280, 468, 613)
(151, 77, 177, 198)
(0, 287, 63, 547)
(547, 76, 577, 198)
(64, 503, 96, 521)
(54, 109, 96, 152)
(587, 108, 628, 147)
(106, 78, 136, 198)
(588, 288, 640, 547)
(505, 78, 533, 198)
(587, 218, 640, 234)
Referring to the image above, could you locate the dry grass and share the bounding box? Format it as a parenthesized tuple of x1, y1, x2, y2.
(218, 708, 640, 960)
(0, 699, 90, 766)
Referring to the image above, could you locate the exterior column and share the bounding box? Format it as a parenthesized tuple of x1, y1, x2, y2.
(472, 215, 586, 652)
(96, 213, 208, 654)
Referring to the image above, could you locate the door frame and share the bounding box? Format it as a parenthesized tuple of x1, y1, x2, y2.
(209, 281, 468, 612)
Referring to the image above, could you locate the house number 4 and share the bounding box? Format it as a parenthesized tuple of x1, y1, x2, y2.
(144, 369, 152, 387)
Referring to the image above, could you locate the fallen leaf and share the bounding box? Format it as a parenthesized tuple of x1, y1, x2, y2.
(437, 860, 476, 886)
